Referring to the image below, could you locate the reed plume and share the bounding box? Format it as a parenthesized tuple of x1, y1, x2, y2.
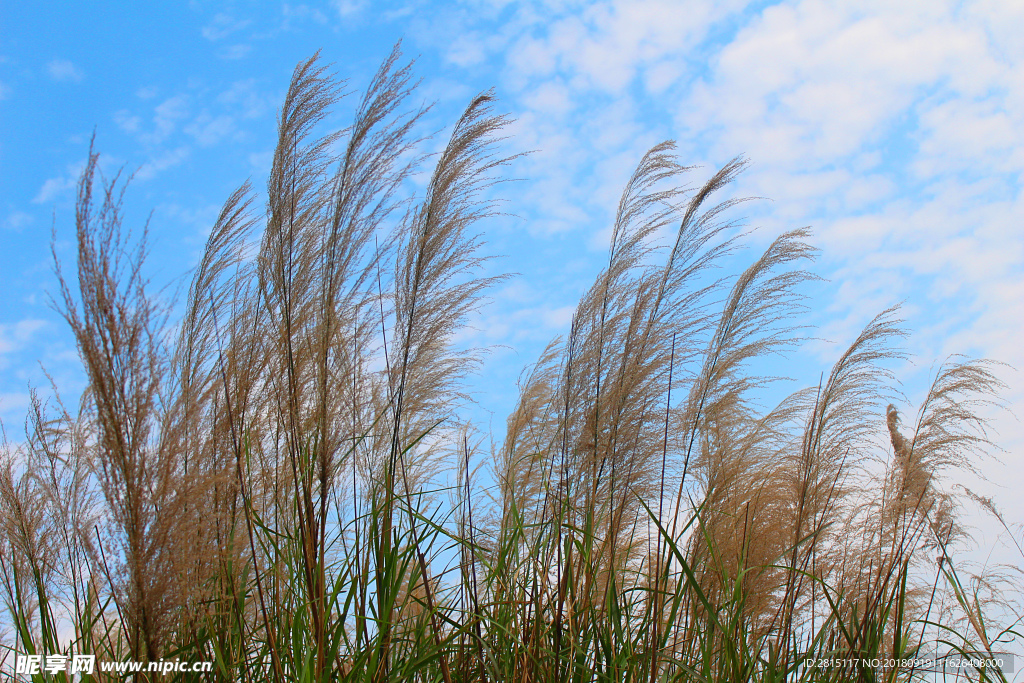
(0, 45, 1014, 683)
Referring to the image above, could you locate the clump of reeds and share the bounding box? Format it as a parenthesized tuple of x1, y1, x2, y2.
(0, 45, 1017, 683)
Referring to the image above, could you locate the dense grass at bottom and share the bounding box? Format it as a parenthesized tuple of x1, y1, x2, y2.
(3, 471, 1017, 683)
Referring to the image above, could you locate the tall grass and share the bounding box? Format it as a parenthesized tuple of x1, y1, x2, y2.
(1, 47, 1019, 682)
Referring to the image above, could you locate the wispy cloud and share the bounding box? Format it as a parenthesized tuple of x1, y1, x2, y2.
(3, 211, 32, 232)
(248, 150, 274, 176)
(217, 79, 271, 119)
(677, 2, 1018, 174)
(32, 174, 76, 204)
(114, 109, 142, 134)
(281, 3, 330, 28)
(201, 12, 251, 41)
(111, 94, 190, 147)
(149, 94, 191, 144)
(47, 58, 84, 82)
(184, 113, 236, 146)
(136, 146, 190, 181)
(218, 44, 252, 60)
(112, 78, 272, 168)
(0, 392, 32, 422)
(0, 319, 47, 367)
(331, 0, 368, 18)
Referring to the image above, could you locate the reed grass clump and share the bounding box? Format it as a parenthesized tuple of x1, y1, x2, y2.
(1, 46, 1019, 682)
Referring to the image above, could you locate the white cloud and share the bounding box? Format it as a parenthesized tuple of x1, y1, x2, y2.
(47, 58, 84, 82)
(114, 109, 142, 134)
(218, 79, 271, 119)
(184, 113, 236, 146)
(519, 80, 573, 119)
(32, 175, 76, 204)
(3, 211, 32, 232)
(136, 146, 190, 181)
(146, 94, 190, 145)
(331, 0, 368, 17)
(201, 13, 251, 41)
(248, 150, 274, 176)
(0, 319, 46, 361)
(123, 81, 268, 151)
(0, 392, 32, 420)
(915, 96, 1022, 176)
(447, 34, 490, 68)
(281, 3, 330, 27)
(115, 94, 192, 146)
(219, 44, 252, 60)
(158, 202, 225, 257)
(495, 0, 745, 93)
(678, 0, 1019, 176)
(30, 156, 101, 205)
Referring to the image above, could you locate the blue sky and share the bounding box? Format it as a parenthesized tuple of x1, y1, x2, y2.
(2, 1, 1022, 555)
